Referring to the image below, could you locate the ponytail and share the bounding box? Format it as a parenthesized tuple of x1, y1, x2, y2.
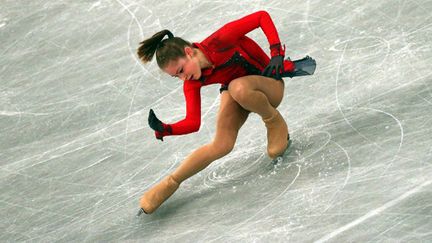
(137, 29, 192, 68)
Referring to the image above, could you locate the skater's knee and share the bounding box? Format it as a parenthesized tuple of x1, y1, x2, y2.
(228, 78, 249, 103)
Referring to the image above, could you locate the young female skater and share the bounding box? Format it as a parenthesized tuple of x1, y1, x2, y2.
(136, 11, 316, 215)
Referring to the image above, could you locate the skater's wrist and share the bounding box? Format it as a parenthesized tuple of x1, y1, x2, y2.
(155, 124, 172, 141)
(270, 43, 285, 57)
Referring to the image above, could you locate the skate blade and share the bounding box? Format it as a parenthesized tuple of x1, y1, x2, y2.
(136, 208, 145, 217)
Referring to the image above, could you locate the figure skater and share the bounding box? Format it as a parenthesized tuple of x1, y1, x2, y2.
(136, 11, 316, 215)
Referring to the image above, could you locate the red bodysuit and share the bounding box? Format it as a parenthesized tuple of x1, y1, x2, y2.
(166, 11, 295, 136)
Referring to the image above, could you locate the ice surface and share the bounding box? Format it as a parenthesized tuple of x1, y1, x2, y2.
(1, 0, 431, 242)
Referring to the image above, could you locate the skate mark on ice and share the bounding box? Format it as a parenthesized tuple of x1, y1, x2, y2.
(315, 180, 432, 243)
(322, 141, 351, 212)
(208, 164, 301, 242)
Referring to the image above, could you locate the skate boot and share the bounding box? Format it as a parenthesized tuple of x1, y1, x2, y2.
(139, 175, 180, 214)
(263, 109, 289, 159)
(283, 56, 316, 78)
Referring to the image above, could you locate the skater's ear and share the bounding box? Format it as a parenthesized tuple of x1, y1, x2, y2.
(184, 46, 194, 58)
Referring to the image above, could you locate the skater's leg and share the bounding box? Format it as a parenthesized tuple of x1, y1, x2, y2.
(140, 92, 249, 214)
(228, 75, 289, 158)
(171, 91, 250, 183)
(228, 75, 284, 117)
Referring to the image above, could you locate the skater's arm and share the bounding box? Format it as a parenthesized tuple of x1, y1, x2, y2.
(168, 80, 202, 135)
(204, 11, 282, 51)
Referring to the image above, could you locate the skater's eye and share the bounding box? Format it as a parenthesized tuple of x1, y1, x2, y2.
(172, 67, 184, 78)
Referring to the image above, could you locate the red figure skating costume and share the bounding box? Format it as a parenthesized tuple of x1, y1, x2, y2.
(167, 11, 295, 136)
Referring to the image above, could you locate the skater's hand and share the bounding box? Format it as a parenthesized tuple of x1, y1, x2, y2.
(262, 56, 284, 80)
(148, 109, 172, 141)
(262, 43, 285, 80)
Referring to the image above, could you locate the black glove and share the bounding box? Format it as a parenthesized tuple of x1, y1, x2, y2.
(262, 55, 284, 80)
(148, 109, 172, 141)
(262, 43, 286, 80)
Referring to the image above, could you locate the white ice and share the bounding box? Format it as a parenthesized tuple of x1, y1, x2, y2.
(1, 0, 431, 242)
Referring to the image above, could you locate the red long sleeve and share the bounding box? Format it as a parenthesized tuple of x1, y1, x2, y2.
(163, 11, 288, 137)
(168, 80, 202, 135)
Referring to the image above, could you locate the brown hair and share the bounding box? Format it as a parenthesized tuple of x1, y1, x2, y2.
(137, 29, 192, 69)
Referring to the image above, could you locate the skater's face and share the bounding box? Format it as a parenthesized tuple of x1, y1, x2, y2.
(164, 47, 202, 81)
